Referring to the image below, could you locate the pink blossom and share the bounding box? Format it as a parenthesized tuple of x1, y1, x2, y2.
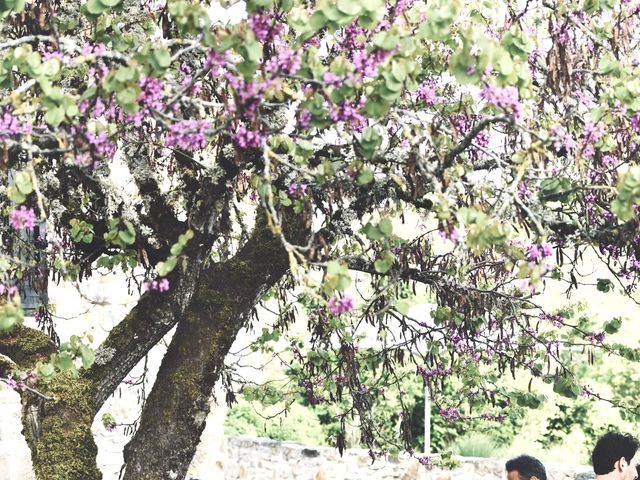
(288, 183, 308, 198)
(234, 124, 265, 149)
(9, 206, 37, 230)
(166, 120, 211, 151)
(550, 125, 575, 153)
(144, 278, 170, 293)
(328, 294, 355, 315)
(480, 84, 524, 120)
(416, 82, 438, 106)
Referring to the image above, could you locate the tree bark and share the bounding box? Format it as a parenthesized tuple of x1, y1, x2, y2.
(0, 327, 101, 480)
(121, 212, 309, 480)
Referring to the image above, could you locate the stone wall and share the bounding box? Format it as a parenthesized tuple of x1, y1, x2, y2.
(221, 436, 595, 480)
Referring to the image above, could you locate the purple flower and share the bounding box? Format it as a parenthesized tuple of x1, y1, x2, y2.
(142, 0, 166, 12)
(10, 206, 37, 230)
(480, 84, 524, 120)
(323, 72, 342, 86)
(138, 77, 165, 112)
(265, 48, 301, 75)
(439, 407, 461, 421)
(0, 112, 31, 139)
(249, 10, 283, 43)
(86, 131, 116, 158)
(328, 294, 355, 315)
(416, 81, 438, 106)
(288, 182, 308, 198)
(234, 124, 265, 149)
(143, 278, 170, 293)
(330, 101, 367, 131)
(298, 109, 311, 129)
(352, 48, 391, 78)
(166, 120, 211, 151)
(550, 125, 575, 153)
(157, 278, 170, 292)
(540, 242, 553, 257)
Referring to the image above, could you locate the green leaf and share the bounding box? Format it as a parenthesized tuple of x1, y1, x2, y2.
(357, 168, 374, 185)
(85, 0, 108, 14)
(372, 31, 398, 50)
(374, 258, 392, 273)
(14, 171, 33, 195)
(362, 222, 383, 241)
(243, 41, 263, 63)
(153, 48, 172, 68)
(596, 278, 614, 293)
(359, 0, 384, 12)
(0, 0, 25, 12)
(44, 106, 65, 126)
(99, 0, 121, 6)
(157, 256, 178, 276)
(56, 352, 75, 371)
(79, 345, 96, 369)
(117, 229, 135, 245)
(336, 0, 361, 15)
(116, 86, 140, 106)
(395, 300, 410, 315)
(8, 187, 27, 203)
(378, 218, 393, 236)
(37, 363, 55, 377)
(604, 317, 622, 334)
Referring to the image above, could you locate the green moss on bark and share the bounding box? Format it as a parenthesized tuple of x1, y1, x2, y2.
(24, 373, 101, 480)
(0, 327, 54, 368)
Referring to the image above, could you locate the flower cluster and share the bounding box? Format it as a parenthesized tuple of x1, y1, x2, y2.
(234, 124, 265, 149)
(352, 48, 392, 78)
(439, 407, 461, 421)
(249, 10, 283, 43)
(143, 278, 170, 293)
(9, 206, 37, 230)
(0, 112, 32, 140)
(2, 370, 37, 392)
(480, 85, 524, 120)
(138, 76, 166, 112)
(526, 242, 553, 262)
(328, 294, 355, 315)
(0, 284, 18, 296)
(330, 101, 367, 131)
(166, 120, 211, 151)
(86, 130, 117, 159)
(288, 182, 308, 198)
(298, 109, 311, 129)
(580, 121, 605, 158)
(265, 48, 302, 76)
(550, 125, 575, 153)
(416, 81, 438, 106)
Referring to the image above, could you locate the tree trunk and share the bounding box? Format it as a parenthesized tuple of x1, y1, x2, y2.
(22, 374, 102, 480)
(0, 327, 100, 480)
(122, 212, 308, 480)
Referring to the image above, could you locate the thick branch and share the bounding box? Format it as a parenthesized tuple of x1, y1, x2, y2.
(121, 210, 310, 480)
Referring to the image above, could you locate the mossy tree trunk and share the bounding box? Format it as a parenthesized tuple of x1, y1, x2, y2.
(0, 328, 101, 480)
(122, 212, 310, 480)
(0, 248, 208, 480)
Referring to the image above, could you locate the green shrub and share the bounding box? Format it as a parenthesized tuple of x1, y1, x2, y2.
(454, 433, 498, 458)
(224, 401, 327, 445)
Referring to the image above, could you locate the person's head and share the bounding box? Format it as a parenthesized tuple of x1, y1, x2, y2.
(505, 455, 547, 480)
(592, 432, 639, 479)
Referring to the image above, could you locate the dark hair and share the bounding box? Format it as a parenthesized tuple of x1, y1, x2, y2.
(592, 432, 639, 475)
(505, 455, 547, 480)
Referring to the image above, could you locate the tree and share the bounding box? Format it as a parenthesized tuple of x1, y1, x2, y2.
(2, 0, 640, 478)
